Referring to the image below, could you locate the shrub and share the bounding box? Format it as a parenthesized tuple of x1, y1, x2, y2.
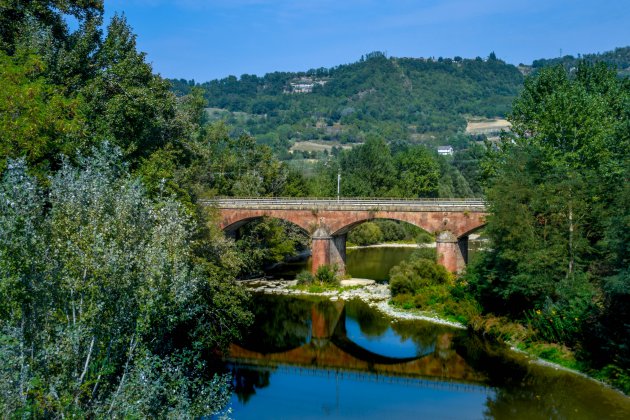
(296, 270, 314, 285)
(390, 275, 414, 296)
(375, 220, 406, 241)
(409, 247, 437, 262)
(389, 256, 452, 297)
(348, 222, 383, 246)
(315, 264, 340, 286)
(415, 231, 435, 244)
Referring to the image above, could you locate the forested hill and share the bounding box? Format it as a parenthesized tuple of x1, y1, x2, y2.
(531, 46, 630, 76)
(170, 52, 523, 149)
(170, 47, 630, 153)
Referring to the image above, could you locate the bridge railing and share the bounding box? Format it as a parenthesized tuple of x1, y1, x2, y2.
(201, 196, 486, 208)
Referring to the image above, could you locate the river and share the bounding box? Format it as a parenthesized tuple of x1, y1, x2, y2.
(267, 246, 418, 281)
(225, 247, 630, 419)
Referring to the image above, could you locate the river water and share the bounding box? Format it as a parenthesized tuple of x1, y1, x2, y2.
(268, 247, 418, 281)
(225, 248, 630, 419)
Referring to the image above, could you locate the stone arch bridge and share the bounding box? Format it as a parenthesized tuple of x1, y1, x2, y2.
(205, 198, 487, 273)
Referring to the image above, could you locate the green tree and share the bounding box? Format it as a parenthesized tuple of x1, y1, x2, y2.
(0, 1, 104, 53)
(338, 136, 396, 197)
(0, 50, 86, 177)
(81, 14, 184, 163)
(467, 63, 629, 385)
(0, 146, 251, 416)
(392, 145, 439, 197)
(348, 222, 383, 246)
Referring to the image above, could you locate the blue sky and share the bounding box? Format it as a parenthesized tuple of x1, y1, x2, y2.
(105, 0, 630, 81)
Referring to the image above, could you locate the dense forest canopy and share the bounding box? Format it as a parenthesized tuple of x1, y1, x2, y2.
(532, 46, 630, 76)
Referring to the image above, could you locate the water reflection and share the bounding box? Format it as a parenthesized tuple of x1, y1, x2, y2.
(232, 296, 478, 379)
(226, 294, 630, 419)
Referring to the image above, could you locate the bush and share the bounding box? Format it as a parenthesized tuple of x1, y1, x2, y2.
(389, 257, 451, 296)
(315, 264, 340, 286)
(409, 247, 438, 262)
(348, 222, 383, 246)
(375, 220, 406, 241)
(296, 270, 314, 285)
(390, 275, 414, 296)
(388, 252, 481, 323)
(415, 231, 435, 244)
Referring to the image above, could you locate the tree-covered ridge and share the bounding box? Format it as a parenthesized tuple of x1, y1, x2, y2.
(532, 46, 630, 76)
(170, 52, 524, 150)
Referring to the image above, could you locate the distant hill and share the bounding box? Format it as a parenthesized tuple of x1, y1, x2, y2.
(171, 52, 523, 153)
(170, 47, 629, 154)
(530, 46, 630, 76)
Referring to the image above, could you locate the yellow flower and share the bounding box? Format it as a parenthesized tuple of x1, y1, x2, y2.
(536, 309, 541, 315)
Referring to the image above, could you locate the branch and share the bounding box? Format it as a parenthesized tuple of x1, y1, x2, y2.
(74, 335, 96, 404)
(107, 334, 138, 416)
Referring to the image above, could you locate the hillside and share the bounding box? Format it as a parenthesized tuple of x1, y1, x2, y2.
(171, 52, 523, 153)
(531, 46, 630, 76)
(170, 46, 630, 155)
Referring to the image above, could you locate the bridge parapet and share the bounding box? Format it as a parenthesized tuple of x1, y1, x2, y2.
(205, 197, 486, 213)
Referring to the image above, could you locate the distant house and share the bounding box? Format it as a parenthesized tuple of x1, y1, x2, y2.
(437, 146, 454, 156)
(287, 77, 328, 94)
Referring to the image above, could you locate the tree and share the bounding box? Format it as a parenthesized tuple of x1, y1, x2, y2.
(467, 63, 629, 384)
(0, 145, 251, 416)
(338, 136, 396, 197)
(0, 50, 86, 177)
(0, 1, 104, 53)
(392, 146, 439, 197)
(81, 14, 184, 163)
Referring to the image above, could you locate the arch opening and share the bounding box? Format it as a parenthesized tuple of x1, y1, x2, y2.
(345, 218, 434, 247)
(227, 216, 311, 279)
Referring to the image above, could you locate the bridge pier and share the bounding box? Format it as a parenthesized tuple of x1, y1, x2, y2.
(311, 228, 346, 275)
(436, 231, 468, 273)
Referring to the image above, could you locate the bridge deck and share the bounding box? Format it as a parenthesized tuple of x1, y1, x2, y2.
(204, 197, 486, 212)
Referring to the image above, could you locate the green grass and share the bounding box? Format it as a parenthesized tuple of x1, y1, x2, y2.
(519, 342, 585, 371)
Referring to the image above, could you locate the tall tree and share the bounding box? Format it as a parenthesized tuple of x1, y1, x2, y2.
(81, 14, 183, 163)
(468, 63, 629, 378)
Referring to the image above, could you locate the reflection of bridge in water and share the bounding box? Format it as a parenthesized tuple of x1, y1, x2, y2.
(226, 299, 489, 392)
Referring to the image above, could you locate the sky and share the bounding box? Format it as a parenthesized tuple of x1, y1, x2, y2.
(105, 0, 630, 81)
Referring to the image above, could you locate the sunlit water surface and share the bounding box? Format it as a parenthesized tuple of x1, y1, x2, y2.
(225, 248, 630, 419)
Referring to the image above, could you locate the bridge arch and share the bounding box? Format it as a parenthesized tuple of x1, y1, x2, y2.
(221, 210, 315, 234)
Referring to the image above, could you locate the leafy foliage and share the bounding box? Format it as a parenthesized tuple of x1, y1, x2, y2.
(467, 63, 630, 387)
(0, 147, 251, 416)
(314, 264, 340, 286)
(0, 50, 86, 177)
(389, 249, 480, 324)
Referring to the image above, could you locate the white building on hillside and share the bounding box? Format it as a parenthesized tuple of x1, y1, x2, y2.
(437, 145, 454, 156)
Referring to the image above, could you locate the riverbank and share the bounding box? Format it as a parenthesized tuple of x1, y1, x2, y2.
(239, 278, 627, 395)
(239, 278, 466, 328)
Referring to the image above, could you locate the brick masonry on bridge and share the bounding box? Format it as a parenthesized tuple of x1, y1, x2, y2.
(211, 200, 487, 273)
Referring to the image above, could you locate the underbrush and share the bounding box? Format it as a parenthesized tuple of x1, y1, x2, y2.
(295, 264, 341, 287)
(386, 249, 630, 394)
(391, 288, 480, 325)
(388, 248, 481, 324)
